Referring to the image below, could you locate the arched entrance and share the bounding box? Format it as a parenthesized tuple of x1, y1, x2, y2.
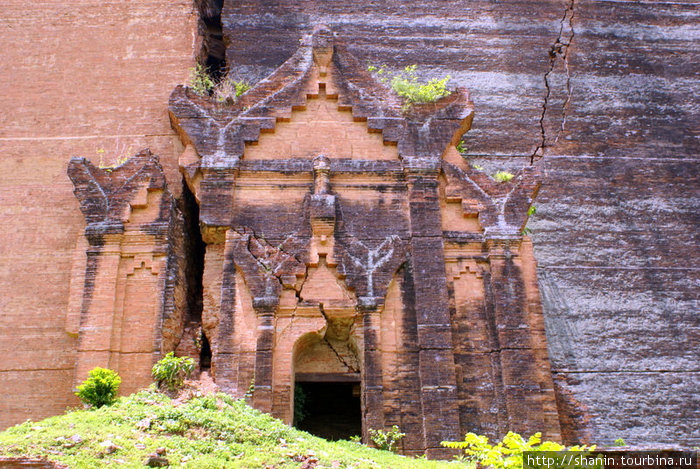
(293, 329, 362, 440)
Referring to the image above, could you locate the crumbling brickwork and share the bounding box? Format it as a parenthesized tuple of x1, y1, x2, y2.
(1, 0, 696, 454)
(168, 27, 560, 456)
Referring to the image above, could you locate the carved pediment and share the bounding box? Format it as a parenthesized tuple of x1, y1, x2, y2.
(67, 149, 172, 237)
(442, 161, 541, 239)
(168, 25, 474, 170)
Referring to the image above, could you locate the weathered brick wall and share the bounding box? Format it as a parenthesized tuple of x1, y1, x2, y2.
(0, 0, 697, 449)
(0, 1, 196, 429)
(219, 0, 699, 446)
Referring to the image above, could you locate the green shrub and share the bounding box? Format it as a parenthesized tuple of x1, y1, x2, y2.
(368, 64, 451, 110)
(613, 437, 626, 447)
(493, 170, 515, 183)
(368, 425, 405, 452)
(75, 367, 121, 408)
(188, 64, 215, 96)
(152, 352, 195, 392)
(442, 431, 598, 469)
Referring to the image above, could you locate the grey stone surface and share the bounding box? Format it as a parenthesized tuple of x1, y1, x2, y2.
(221, 0, 700, 446)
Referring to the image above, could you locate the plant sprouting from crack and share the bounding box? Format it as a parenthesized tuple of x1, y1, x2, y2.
(187, 64, 250, 104)
(188, 64, 216, 96)
(368, 64, 451, 111)
(493, 171, 515, 183)
(531, 0, 576, 163)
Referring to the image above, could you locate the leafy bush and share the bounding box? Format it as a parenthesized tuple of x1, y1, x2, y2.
(442, 431, 597, 469)
(368, 64, 451, 110)
(75, 367, 121, 408)
(152, 352, 195, 392)
(613, 437, 626, 446)
(188, 64, 215, 96)
(493, 170, 515, 183)
(368, 425, 405, 452)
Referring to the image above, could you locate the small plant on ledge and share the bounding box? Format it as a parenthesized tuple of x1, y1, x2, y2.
(188, 64, 250, 104)
(493, 170, 515, 183)
(188, 63, 215, 96)
(368, 64, 451, 111)
(213, 76, 250, 104)
(96, 145, 132, 172)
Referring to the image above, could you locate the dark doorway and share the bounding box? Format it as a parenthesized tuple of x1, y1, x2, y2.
(294, 381, 361, 441)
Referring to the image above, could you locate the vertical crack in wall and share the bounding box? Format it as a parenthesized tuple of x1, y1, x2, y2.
(195, 0, 226, 78)
(318, 304, 360, 373)
(180, 180, 208, 369)
(532, 0, 576, 164)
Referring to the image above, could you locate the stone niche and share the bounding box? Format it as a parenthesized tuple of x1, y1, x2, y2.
(68, 26, 564, 457)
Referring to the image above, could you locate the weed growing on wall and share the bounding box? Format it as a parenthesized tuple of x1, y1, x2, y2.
(214, 76, 250, 104)
(188, 64, 215, 96)
(188, 64, 250, 103)
(522, 204, 537, 235)
(368, 64, 451, 110)
(493, 171, 515, 183)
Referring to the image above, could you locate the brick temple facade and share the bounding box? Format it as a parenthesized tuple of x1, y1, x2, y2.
(65, 28, 561, 456)
(3, 0, 698, 454)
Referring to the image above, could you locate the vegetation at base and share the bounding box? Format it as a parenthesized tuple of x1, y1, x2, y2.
(75, 367, 121, 409)
(151, 352, 195, 393)
(368, 425, 405, 453)
(441, 431, 597, 469)
(0, 390, 471, 468)
(368, 64, 451, 111)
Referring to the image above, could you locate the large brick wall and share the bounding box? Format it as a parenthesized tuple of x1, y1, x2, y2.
(0, 1, 196, 429)
(167, 28, 560, 455)
(0, 0, 697, 450)
(220, 0, 699, 447)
